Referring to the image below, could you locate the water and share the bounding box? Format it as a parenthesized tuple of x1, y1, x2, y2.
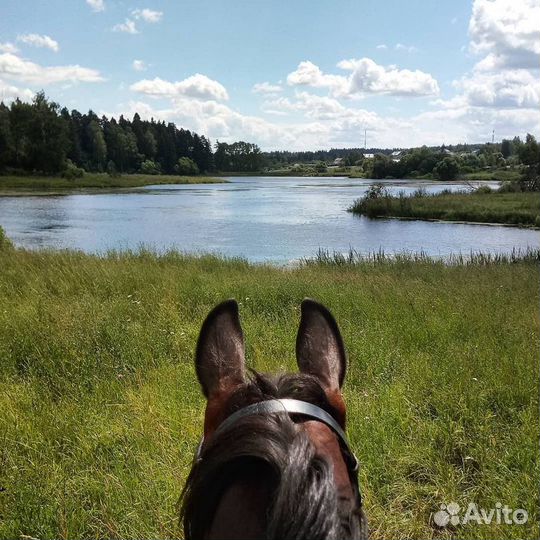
(0, 177, 538, 263)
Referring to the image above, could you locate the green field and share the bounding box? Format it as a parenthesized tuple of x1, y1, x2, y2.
(0, 243, 538, 539)
(350, 189, 540, 227)
(0, 174, 223, 194)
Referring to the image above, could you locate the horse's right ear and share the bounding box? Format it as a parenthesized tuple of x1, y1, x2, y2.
(195, 299, 246, 401)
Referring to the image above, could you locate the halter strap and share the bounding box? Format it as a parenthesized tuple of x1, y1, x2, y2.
(200, 398, 359, 472)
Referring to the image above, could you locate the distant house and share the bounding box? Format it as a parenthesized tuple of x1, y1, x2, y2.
(332, 157, 345, 166)
(391, 150, 403, 162)
(363, 153, 375, 159)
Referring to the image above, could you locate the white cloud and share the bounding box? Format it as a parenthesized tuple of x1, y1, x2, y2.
(252, 82, 282, 94)
(395, 43, 418, 53)
(0, 78, 34, 101)
(17, 34, 59, 52)
(338, 57, 439, 96)
(469, 0, 540, 70)
(287, 58, 439, 98)
(132, 59, 147, 72)
(86, 0, 105, 12)
(132, 8, 163, 23)
(0, 52, 104, 84)
(286, 61, 348, 95)
(0, 42, 19, 54)
(113, 19, 138, 34)
(131, 74, 229, 101)
(376, 44, 388, 50)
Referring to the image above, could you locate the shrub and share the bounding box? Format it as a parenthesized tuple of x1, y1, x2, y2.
(434, 157, 460, 181)
(175, 157, 199, 176)
(61, 159, 84, 180)
(475, 185, 493, 194)
(140, 160, 161, 175)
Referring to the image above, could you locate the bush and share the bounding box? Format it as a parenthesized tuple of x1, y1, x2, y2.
(498, 181, 521, 193)
(175, 157, 199, 176)
(61, 160, 84, 180)
(475, 185, 493, 194)
(140, 160, 161, 175)
(434, 157, 460, 181)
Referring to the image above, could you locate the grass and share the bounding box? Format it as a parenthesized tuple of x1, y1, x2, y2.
(0, 174, 223, 194)
(349, 188, 540, 227)
(463, 169, 521, 182)
(0, 243, 538, 539)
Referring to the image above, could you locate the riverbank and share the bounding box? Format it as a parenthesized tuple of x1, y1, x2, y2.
(0, 244, 538, 540)
(230, 167, 520, 182)
(349, 189, 540, 227)
(0, 174, 223, 194)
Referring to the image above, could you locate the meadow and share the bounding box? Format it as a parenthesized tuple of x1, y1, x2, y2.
(350, 189, 540, 227)
(0, 241, 538, 539)
(0, 174, 222, 194)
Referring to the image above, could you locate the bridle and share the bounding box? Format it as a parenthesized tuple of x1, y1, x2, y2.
(195, 398, 361, 502)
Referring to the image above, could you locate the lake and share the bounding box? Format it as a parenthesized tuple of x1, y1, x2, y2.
(0, 176, 538, 263)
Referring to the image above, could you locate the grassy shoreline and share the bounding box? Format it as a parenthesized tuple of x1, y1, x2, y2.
(0, 174, 224, 194)
(350, 189, 540, 228)
(0, 244, 538, 539)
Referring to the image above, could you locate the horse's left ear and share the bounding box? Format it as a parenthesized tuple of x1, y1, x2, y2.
(296, 299, 347, 392)
(195, 299, 246, 401)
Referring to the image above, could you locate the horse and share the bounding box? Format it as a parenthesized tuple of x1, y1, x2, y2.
(180, 298, 367, 540)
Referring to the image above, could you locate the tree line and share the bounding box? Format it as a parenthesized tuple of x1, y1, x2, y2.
(0, 92, 264, 177)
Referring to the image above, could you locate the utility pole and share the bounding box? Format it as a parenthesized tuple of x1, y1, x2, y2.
(492, 129, 495, 144)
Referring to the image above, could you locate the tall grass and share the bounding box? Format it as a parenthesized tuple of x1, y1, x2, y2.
(0, 245, 538, 539)
(0, 174, 222, 193)
(349, 187, 540, 227)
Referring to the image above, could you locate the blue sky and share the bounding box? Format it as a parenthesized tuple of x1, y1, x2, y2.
(1, 0, 538, 150)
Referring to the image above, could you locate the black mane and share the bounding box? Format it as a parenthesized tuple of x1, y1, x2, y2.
(180, 372, 367, 540)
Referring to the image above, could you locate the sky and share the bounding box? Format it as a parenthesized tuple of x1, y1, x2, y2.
(0, 0, 539, 150)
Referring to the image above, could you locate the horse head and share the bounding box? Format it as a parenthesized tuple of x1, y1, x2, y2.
(180, 299, 367, 539)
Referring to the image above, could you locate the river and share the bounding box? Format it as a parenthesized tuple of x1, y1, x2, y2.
(0, 177, 538, 263)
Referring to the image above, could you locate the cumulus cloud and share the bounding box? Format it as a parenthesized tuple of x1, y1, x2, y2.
(131, 74, 229, 101)
(286, 58, 439, 98)
(252, 82, 282, 94)
(338, 57, 439, 96)
(132, 8, 163, 23)
(17, 34, 59, 52)
(0, 78, 34, 101)
(113, 19, 138, 34)
(286, 61, 348, 94)
(0, 52, 104, 84)
(132, 59, 147, 72)
(469, 0, 540, 70)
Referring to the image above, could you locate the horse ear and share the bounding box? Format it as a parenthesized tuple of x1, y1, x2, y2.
(196, 299, 246, 400)
(296, 299, 346, 392)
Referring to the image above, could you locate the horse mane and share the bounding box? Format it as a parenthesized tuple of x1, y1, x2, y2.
(180, 372, 365, 540)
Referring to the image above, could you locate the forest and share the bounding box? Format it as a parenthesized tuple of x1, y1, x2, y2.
(0, 93, 264, 176)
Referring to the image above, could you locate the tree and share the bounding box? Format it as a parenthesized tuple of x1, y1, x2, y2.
(517, 134, 540, 191)
(175, 157, 199, 175)
(501, 139, 512, 158)
(140, 159, 161, 175)
(433, 157, 460, 181)
(86, 119, 107, 171)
